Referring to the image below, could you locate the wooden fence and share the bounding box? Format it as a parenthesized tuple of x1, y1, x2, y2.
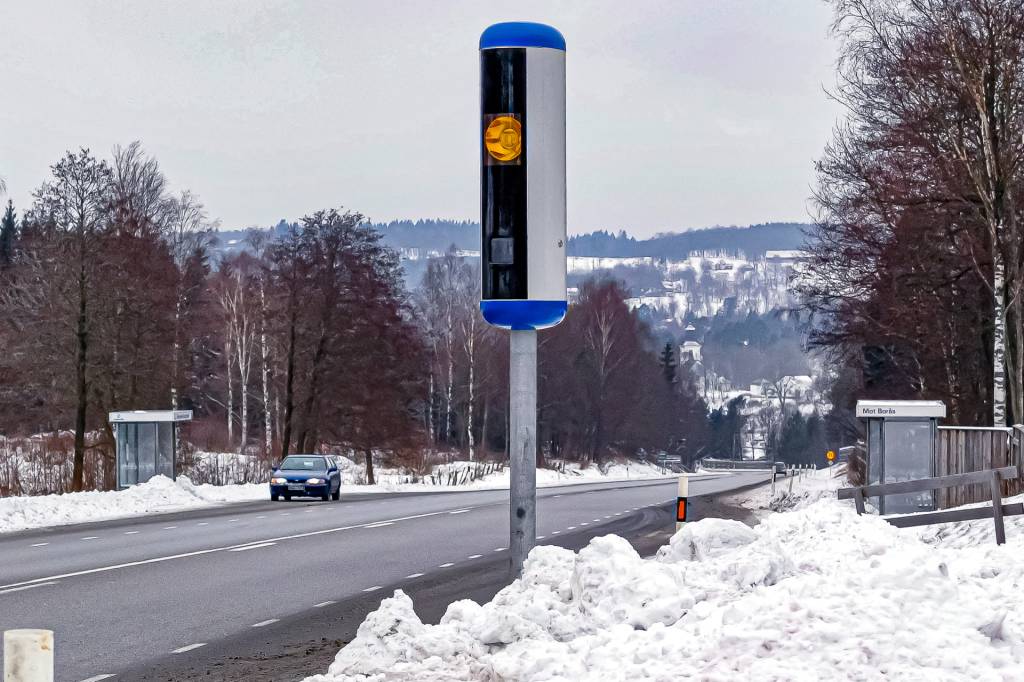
(935, 425, 1024, 508)
(839, 466, 1022, 545)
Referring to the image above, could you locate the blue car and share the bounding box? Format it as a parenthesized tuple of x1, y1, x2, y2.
(269, 455, 341, 502)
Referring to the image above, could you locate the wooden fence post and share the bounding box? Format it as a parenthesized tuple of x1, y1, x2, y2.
(990, 469, 1005, 545)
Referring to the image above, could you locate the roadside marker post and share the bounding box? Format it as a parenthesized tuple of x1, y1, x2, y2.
(4, 629, 54, 682)
(479, 22, 568, 577)
(676, 476, 689, 532)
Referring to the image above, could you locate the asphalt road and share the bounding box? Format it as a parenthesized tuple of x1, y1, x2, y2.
(0, 471, 769, 682)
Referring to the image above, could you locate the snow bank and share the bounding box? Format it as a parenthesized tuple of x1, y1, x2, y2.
(0, 475, 265, 534)
(306, 495, 1024, 681)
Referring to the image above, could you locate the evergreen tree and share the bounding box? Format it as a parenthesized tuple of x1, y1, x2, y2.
(659, 341, 677, 384)
(0, 200, 16, 266)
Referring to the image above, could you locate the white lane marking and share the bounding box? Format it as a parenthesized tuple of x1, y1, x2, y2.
(363, 585, 383, 592)
(553, 495, 562, 498)
(467, 554, 482, 559)
(313, 600, 336, 608)
(604, 516, 611, 519)
(124, 531, 139, 535)
(163, 526, 178, 530)
(280, 512, 291, 516)
(256, 515, 266, 519)
(405, 573, 425, 579)
(197, 522, 209, 526)
(30, 542, 49, 547)
(80, 675, 116, 682)
(536, 535, 545, 540)
(172, 643, 206, 654)
(0, 507, 483, 592)
(613, 513, 621, 517)
(0, 581, 58, 595)
(644, 530, 663, 538)
(229, 519, 239, 522)
(81, 536, 99, 541)
(568, 526, 576, 530)
(552, 530, 561, 535)
(592, 519, 601, 522)
(580, 522, 589, 526)
(228, 542, 276, 552)
(448, 509, 471, 515)
(438, 563, 455, 568)
(364, 522, 393, 529)
(252, 619, 279, 628)
(493, 547, 506, 552)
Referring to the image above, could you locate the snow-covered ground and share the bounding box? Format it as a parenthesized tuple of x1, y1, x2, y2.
(0, 459, 677, 534)
(306, 465, 1024, 681)
(0, 475, 266, 534)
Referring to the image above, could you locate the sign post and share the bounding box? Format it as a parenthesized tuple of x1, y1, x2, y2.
(479, 22, 568, 577)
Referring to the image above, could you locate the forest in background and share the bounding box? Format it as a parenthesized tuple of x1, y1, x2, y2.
(0, 145, 711, 495)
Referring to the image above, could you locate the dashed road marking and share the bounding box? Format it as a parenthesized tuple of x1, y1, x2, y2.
(405, 572, 425, 579)
(580, 522, 589, 526)
(313, 600, 336, 608)
(252, 619, 279, 627)
(162, 526, 178, 530)
(467, 554, 482, 559)
(0, 507, 502, 592)
(493, 547, 506, 552)
(438, 562, 455, 568)
(124, 531, 139, 535)
(363, 585, 383, 592)
(228, 542, 276, 552)
(552, 530, 561, 535)
(30, 542, 49, 547)
(536, 535, 545, 540)
(256, 515, 266, 519)
(172, 643, 206, 654)
(80, 675, 116, 682)
(0, 581, 58, 595)
(198, 522, 209, 526)
(229, 519, 239, 522)
(568, 526, 576, 530)
(81, 536, 99, 541)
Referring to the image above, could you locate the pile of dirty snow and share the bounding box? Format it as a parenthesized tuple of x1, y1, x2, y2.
(0, 475, 265, 533)
(305, 496, 1024, 681)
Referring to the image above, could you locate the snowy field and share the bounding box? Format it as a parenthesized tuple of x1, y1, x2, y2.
(305, 468, 1024, 682)
(0, 459, 677, 534)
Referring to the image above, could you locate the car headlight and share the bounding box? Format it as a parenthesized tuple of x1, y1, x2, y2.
(306, 478, 324, 485)
(270, 477, 287, 484)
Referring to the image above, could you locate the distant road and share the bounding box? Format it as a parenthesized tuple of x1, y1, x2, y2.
(0, 471, 769, 682)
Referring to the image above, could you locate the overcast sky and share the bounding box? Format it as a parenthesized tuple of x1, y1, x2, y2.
(1, 1, 840, 238)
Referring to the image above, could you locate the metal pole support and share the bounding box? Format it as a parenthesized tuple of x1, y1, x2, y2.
(509, 329, 537, 577)
(4, 629, 54, 682)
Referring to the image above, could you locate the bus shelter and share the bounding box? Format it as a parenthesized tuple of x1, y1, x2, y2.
(109, 410, 193, 488)
(855, 400, 945, 514)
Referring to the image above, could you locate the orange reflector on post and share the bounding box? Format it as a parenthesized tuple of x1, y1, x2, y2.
(676, 497, 687, 523)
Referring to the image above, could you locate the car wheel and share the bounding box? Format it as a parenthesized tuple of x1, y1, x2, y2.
(331, 488, 340, 501)
(321, 490, 330, 502)
(271, 494, 279, 502)
(284, 493, 291, 501)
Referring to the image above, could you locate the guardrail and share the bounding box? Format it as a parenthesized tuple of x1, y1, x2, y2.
(837, 466, 1022, 545)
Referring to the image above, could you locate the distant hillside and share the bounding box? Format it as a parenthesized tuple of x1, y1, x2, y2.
(567, 223, 809, 259)
(212, 220, 810, 261)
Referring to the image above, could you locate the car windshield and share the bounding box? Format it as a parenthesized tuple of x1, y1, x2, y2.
(278, 456, 326, 471)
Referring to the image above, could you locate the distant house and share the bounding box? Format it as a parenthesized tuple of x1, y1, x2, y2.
(679, 323, 702, 362)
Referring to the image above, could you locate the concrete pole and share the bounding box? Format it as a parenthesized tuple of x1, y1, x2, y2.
(4, 629, 53, 682)
(509, 329, 537, 577)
